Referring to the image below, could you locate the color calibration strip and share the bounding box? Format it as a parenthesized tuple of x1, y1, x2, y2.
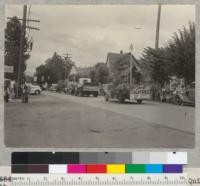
(12, 164, 183, 174)
(12, 152, 187, 164)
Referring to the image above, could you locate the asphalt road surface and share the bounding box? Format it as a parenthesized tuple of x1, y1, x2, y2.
(4, 91, 195, 148)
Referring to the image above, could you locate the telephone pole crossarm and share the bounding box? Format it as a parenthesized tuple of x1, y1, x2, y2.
(7, 17, 40, 22)
(26, 26, 40, 30)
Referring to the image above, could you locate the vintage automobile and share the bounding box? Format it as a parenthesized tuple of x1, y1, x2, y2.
(28, 84, 42, 95)
(174, 82, 195, 106)
(104, 83, 151, 104)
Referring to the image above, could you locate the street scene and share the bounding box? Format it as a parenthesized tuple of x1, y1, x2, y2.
(4, 5, 195, 148)
(5, 91, 194, 147)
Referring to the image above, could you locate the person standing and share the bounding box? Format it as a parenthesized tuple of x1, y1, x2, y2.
(4, 84, 10, 103)
(22, 83, 29, 103)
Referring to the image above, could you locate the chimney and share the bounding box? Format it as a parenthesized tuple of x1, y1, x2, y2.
(120, 50, 123, 54)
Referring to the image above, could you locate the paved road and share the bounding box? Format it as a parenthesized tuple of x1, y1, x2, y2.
(4, 91, 195, 148)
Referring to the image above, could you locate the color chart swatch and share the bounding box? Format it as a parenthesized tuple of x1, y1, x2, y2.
(12, 152, 186, 174)
(12, 152, 187, 164)
(12, 164, 183, 174)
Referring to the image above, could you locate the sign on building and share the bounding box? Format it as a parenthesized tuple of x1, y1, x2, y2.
(4, 65, 14, 73)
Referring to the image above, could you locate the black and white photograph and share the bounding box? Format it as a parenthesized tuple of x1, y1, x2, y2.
(4, 5, 195, 148)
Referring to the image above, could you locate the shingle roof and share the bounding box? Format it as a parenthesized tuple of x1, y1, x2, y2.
(106, 52, 141, 75)
(106, 52, 125, 67)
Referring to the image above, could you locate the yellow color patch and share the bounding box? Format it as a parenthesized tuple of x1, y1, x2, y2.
(107, 164, 125, 173)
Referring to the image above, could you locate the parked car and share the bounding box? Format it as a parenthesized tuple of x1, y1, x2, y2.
(174, 82, 195, 106)
(186, 82, 195, 102)
(28, 84, 42, 95)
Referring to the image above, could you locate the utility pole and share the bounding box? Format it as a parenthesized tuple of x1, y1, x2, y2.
(129, 43, 134, 87)
(17, 5, 27, 96)
(8, 5, 40, 96)
(155, 4, 162, 49)
(63, 53, 72, 80)
(130, 55, 133, 87)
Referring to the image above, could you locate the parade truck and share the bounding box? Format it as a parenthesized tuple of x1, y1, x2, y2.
(76, 78, 99, 97)
(103, 51, 152, 104)
(104, 83, 151, 104)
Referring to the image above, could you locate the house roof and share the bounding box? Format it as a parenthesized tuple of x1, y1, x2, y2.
(106, 52, 141, 75)
(106, 52, 125, 67)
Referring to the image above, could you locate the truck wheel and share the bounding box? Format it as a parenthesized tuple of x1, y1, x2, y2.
(137, 100, 142, 104)
(175, 96, 183, 105)
(93, 92, 98, 97)
(118, 97, 125, 103)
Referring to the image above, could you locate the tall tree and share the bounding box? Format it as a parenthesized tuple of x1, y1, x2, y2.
(89, 62, 109, 84)
(142, 47, 170, 88)
(36, 64, 49, 84)
(5, 16, 30, 80)
(167, 22, 195, 83)
(36, 52, 73, 84)
(141, 22, 195, 86)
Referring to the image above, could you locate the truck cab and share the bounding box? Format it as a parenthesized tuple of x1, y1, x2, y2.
(78, 78, 91, 87)
(77, 78, 99, 97)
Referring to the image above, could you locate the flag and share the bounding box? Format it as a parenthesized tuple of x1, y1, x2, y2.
(129, 43, 134, 51)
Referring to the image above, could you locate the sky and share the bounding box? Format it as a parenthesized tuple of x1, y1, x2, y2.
(5, 5, 195, 75)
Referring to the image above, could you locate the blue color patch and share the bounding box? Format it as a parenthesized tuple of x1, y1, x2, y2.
(145, 164, 163, 173)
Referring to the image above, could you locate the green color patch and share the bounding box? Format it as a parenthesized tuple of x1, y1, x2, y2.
(125, 164, 145, 173)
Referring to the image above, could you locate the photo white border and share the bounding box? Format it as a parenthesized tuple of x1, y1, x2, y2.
(0, 0, 199, 167)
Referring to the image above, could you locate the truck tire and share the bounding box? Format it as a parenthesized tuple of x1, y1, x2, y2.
(79, 91, 83, 97)
(137, 100, 142, 104)
(118, 96, 125, 103)
(93, 92, 98, 97)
